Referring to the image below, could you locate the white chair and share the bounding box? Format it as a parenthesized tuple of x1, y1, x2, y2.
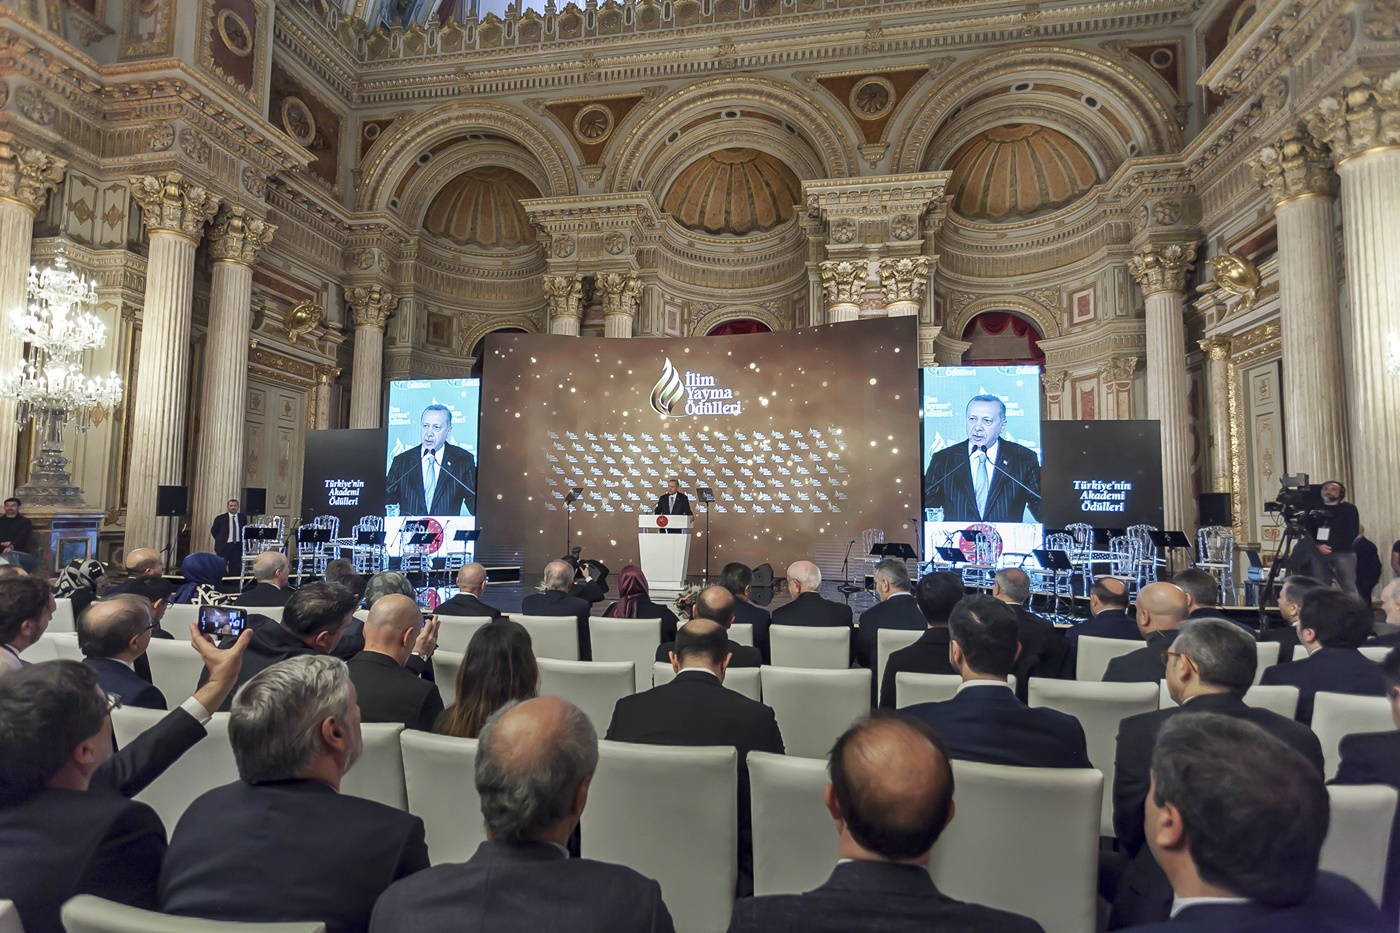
(928, 761, 1103, 933)
(1320, 784, 1399, 906)
(431, 649, 464, 708)
(582, 741, 737, 933)
(769, 624, 850, 669)
(1076, 635, 1143, 681)
(728, 623, 754, 646)
(1312, 692, 1397, 779)
(338, 722, 407, 810)
(434, 616, 492, 654)
(144, 638, 207, 706)
(112, 708, 237, 832)
(760, 667, 869, 759)
(1360, 645, 1393, 663)
(47, 631, 83, 661)
(1158, 681, 1302, 720)
(353, 609, 370, 624)
(590, 617, 662, 693)
(400, 731, 484, 865)
(1253, 640, 1280, 684)
(876, 628, 924, 697)
(896, 673, 1016, 708)
(49, 597, 76, 633)
(514, 615, 581, 661)
(162, 604, 200, 631)
(1028, 679, 1159, 836)
(252, 607, 284, 624)
(652, 662, 762, 702)
(20, 637, 59, 663)
(61, 894, 326, 932)
(536, 658, 633, 731)
(747, 751, 837, 896)
(0, 898, 21, 933)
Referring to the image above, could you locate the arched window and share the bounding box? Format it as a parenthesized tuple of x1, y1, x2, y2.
(961, 312, 1044, 366)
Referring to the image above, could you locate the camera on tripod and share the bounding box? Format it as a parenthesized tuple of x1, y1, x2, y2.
(1264, 473, 1328, 525)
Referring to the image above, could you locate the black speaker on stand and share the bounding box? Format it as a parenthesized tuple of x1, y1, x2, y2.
(1199, 492, 1233, 528)
(156, 485, 187, 568)
(242, 487, 267, 516)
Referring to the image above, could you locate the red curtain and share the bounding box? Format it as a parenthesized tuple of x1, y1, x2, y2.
(961, 311, 1045, 365)
(707, 319, 772, 337)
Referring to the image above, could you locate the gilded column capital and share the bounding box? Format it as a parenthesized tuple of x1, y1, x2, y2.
(1306, 71, 1400, 163)
(820, 259, 866, 305)
(315, 365, 342, 386)
(1197, 336, 1233, 361)
(1099, 356, 1139, 385)
(1250, 125, 1336, 204)
(1041, 370, 1068, 398)
(596, 272, 642, 317)
(1127, 243, 1197, 297)
(207, 205, 276, 266)
(878, 256, 930, 304)
(0, 134, 66, 211)
(543, 273, 584, 320)
(346, 284, 399, 330)
(129, 172, 219, 241)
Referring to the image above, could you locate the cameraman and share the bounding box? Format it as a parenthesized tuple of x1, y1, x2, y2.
(1312, 481, 1360, 594)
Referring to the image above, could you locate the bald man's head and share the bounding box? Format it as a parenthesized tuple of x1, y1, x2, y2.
(673, 619, 730, 671)
(456, 562, 487, 595)
(362, 594, 423, 661)
(1091, 576, 1130, 611)
(541, 561, 573, 592)
(76, 595, 153, 662)
(123, 548, 162, 577)
(693, 585, 736, 627)
(993, 568, 1031, 604)
(1136, 582, 1190, 634)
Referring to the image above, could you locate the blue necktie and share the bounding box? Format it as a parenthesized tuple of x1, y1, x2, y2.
(973, 448, 990, 518)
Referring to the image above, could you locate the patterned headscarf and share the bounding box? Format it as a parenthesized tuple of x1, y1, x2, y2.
(173, 552, 227, 604)
(54, 558, 105, 597)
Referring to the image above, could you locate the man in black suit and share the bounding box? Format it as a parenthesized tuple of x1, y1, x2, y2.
(234, 551, 292, 607)
(1120, 714, 1388, 933)
(922, 394, 1041, 523)
(1172, 567, 1228, 623)
(384, 404, 477, 516)
(346, 594, 444, 732)
(209, 499, 245, 580)
(106, 548, 163, 596)
(770, 560, 852, 662)
(0, 575, 53, 675)
(435, 563, 505, 619)
(611, 618, 783, 895)
(879, 571, 963, 709)
(729, 711, 1044, 933)
(654, 585, 762, 668)
(855, 558, 926, 671)
(161, 655, 429, 932)
(1103, 582, 1189, 683)
(77, 595, 165, 710)
(1260, 588, 1386, 724)
(522, 560, 594, 660)
(370, 696, 676, 932)
(1065, 577, 1139, 677)
(1109, 618, 1325, 928)
(653, 477, 691, 535)
(902, 595, 1089, 768)
(721, 561, 772, 648)
(991, 568, 1069, 697)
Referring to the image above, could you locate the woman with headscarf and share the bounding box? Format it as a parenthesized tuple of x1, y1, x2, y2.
(172, 552, 232, 606)
(54, 557, 107, 616)
(603, 563, 681, 643)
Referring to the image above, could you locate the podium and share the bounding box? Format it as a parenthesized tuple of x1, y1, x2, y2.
(638, 515, 691, 592)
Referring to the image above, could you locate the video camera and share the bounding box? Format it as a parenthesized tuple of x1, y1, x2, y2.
(1264, 473, 1328, 524)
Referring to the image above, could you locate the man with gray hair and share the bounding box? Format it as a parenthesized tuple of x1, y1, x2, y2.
(991, 567, 1068, 698)
(769, 560, 852, 663)
(522, 559, 594, 660)
(855, 557, 925, 671)
(77, 595, 165, 710)
(234, 551, 291, 608)
(370, 696, 675, 932)
(160, 655, 429, 932)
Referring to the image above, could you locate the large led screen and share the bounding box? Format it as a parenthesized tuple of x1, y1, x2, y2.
(1039, 420, 1163, 529)
(384, 378, 480, 560)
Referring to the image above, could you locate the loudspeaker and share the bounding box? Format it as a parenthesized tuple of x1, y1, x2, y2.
(751, 562, 774, 589)
(1199, 492, 1233, 528)
(155, 485, 187, 517)
(242, 487, 267, 515)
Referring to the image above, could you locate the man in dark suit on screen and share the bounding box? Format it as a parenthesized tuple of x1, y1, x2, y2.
(922, 394, 1040, 524)
(209, 499, 245, 579)
(385, 404, 477, 516)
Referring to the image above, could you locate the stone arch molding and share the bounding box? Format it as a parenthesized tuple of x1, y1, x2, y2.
(398, 140, 554, 232)
(460, 316, 541, 358)
(607, 74, 859, 193)
(357, 100, 576, 213)
(690, 303, 786, 336)
(947, 295, 1061, 344)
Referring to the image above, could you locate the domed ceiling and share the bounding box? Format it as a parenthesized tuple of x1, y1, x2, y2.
(663, 148, 802, 237)
(423, 167, 542, 249)
(945, 124, 1099, 221)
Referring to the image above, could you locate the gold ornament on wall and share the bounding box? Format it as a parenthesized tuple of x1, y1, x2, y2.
(285, 300, 323, 344)
(1206, 253, 1261, 310)
(849, 76, 895, 121)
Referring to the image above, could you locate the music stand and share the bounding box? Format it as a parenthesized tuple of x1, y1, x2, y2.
(871, 542, 918, 561)
(453, 528, 480, 566)
(697, 486, 716, 583)
(297, 528, 331, 544)
(563, 487, 584, 552)
(355, 530, 386, 546)
(1148, 530, 1193, 577)
(935, 546, 965, 565)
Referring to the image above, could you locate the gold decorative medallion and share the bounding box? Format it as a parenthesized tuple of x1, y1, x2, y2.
(849, 76, 895, 121)
(280, 97, 315, 146)
(217, 8, 253, 57)
(573, 105, 614, 144)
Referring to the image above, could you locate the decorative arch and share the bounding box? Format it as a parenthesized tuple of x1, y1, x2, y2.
(460, 317, 540, 363)
(690, 303, 786, 336)
(467, 324, 532, 379)
(707, 319, 773, 337)
(961, 311, 1045, 365)
(945, 294, 1060, 345)
(398, 139, 553, 233)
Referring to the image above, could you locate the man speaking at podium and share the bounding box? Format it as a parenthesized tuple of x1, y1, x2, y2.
(385, 404, 477, 516)
(922, 394, 1040, 524)
(654, 478, 692, 535)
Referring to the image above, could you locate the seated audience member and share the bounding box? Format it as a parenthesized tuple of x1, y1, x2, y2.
(604, 564, 681, 642)
(0, 631, 248, 933)
(771, 560, 852, 629)
(330, 570, 418, 661)
(435, 563, 505, 619)
(1172, 568, 1231, 623)
(855, 558, 926, 671)
(347, 594, 444, 732)
(568, 558, 610, 604)
(1103, 582, 1190, 683)
(1262, 574, 1322, 659)
(1122, 714, 1389, 932)
(901, 595, 1089, 769)
(1332, 646, 1400, 921)
(0, 564, 24, 579)
(323, 559, 366, 604)
(1110, 618, 1324, 928)
(1373, 579, 1400, 645)
(610, 617, 784, 895)
(125, 576, 176, 639)
(522, 560, 594, 660)
(436, 619, 538, 738)
(1260, 588, 1386, 724)
(54, 558, 108, 616)
(729, 711, 1044, 933)
(991, 567, 1069, 696)
(106, 548, 163, 596)
(370, 696, 675, 933)
(77, 595, 165, 710)
(720, 561, 772, 652)
(655, 584, 762, 668)
(234, 551, 292, 607)
(364, 570, 415, 609)
(1355, 529, 1382, 605)
(1065, 577, 1139, 675)
(170, 552, 231, 606)
(879, 571, 964, 709)
(161, 655, 429, 932)
(0, 575, 53, 676)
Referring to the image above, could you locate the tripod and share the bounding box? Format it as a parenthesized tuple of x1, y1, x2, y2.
(1255, 515, 1336, 629)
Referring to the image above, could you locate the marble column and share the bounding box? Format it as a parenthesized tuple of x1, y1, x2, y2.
(312, 366, 340, 431)
(597, 272, 641, 338)
(347, 284, 398, 429)
(1308, 72, 1400, 567)
(820, 260, 863, 323)
(1042, 371, 1068, 420)
(1128, 243, 1197, 534)
(1198, 337, 1233, 493)
(1099, 356, 1138, 420)
(1250, 125, 1349, 482)
(0, 135, 66, 489)
(124, 173, 220, 556)
(543, 273, 583, 336)
(190, 206, 275, 552)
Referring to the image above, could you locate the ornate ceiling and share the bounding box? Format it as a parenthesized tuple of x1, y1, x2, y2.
(944, 124, 1099, 221)
(662, 148, 802, 237)
(422, 166, 542, 249)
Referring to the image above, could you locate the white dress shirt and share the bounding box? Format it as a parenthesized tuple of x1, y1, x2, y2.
(1169, 895, 1249, 918)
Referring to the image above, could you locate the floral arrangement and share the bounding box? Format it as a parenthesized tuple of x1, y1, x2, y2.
(673, 584, 702, 617)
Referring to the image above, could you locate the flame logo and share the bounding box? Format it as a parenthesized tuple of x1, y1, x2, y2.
(649, 358, 688, 417)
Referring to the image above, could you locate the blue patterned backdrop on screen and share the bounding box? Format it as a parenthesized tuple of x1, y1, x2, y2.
(921, 365, 1042, 469)
(385, 379, 481, 469)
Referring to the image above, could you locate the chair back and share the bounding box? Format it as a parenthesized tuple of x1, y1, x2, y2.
(1075, 635, 1143, 681)
(895, 672, 1017, 707)
(1320, 784, 1399, 905)
(727, 622, 754, 646)
(49, 598, 76, 634)
(1359, 645, 1393, 663)
(60, 895, 326, 932)
(338, 722, 407, 810)
(1312, 692, 1397, 779)
(163, 604, 200, 630)
(590, 616, 662, 693)
(928, 761, 1102, 933)
(513, 615, 581, 661)
(434, 616, 493, 654)
(19, 636, 59, 663)
(747, 752, 837, 896)
(1065, 523, 1094, 561)
(430, 649, 464, 708)
(113, 708, 236, 831)
(1044, 532, 1075, 554)
(768, 624, 849, 669)
(536, 658, 634, 731)
(651, 662, 761, 701)
(47, 631, 83, 661)
(760, 666, 869, 759)
(400, 731, 484, 865)
(0, 899, 20, 933)
(1158, 682, 1302, 719)
(144, 638, 208, 707)
(581, 741, 738, 933)
(1107, 536, 1139, 581)
(1253, 639, 1280, 684)
(876, 628, 923, 695)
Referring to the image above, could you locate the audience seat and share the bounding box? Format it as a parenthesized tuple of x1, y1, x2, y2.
(759, 667, 869, 759)
(0, 898, 21, 933)
(582, 741, 738, 933)
(590, 617, 662, 693)
(536, 658, 633, 731)
(895, 673, 1017, 708)
(251, 607, 284, 624)
(1076, 636, 1143, 681)
(433, 616, 492, 654)
(1312, 692, 1396, 779)
(1157, 682, 1301, 719)
(1359, 645, 1392, 663)
(162, 605, 200, 632)
(144, 639, 206, 708)
(1319, 784, 1399, 906)
(513, 615, 581, 661)
(727, 623, 754, 647)
(19, 637, 59, 663)
(49, 598, 76, 634)
(60, 894, 325, 932)
(352, 609, 370, 624)
(47, 632, 82, 662)
(1252, 640, 1281, 684)
(112, 708, 236, 831)
(768, 625, 849, 670)
(651, 663, 762, 701)
(338, 722, 407, 810)
(1027, 678, 1158, 836)
(430, 649, 463, 708)
(927, 761, 1102, 933)
(399, 731, 484, 865)
(876, 628, 923, 694)
(747, 751, 837, 896)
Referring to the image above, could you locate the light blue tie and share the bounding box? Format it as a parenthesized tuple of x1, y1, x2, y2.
(973, 450, 990, 518)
